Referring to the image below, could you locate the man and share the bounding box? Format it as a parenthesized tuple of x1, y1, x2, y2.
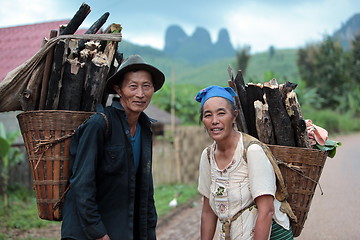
(61, 55, 165, 240)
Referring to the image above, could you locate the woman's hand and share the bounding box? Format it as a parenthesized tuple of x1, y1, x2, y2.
(97, 234, 111, 240)
(253, 195, 274, 240)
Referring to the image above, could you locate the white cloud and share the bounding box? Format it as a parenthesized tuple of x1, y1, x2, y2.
(0, 0, 63, 27)
(1, 0, 359, 53)
(124, 32, 164, 49)
(224, 1, 360, 52)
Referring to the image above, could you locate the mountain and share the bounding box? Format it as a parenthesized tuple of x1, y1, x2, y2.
(164, 25, 235, 65)
(120, 39, 299, 87)
(333, 13, 360, 50)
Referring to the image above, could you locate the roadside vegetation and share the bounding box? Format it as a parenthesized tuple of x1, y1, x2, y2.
(0, 184, 199, 240)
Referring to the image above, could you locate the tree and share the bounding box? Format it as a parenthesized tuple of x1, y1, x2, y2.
(236, 45, 251, 76)
(0, 123, 24, 208)
(351, 34, 360, 85)
(346, 34, 360, 115)
(297, 44, 319, 88)
(268, 45, 275, 59)
(297, 36, 349, 108)
(315, 36, 348, 108)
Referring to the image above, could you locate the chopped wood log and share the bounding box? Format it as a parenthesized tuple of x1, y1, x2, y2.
(263, 85, 296, 146)
(285, 91, 311, 148)
(58, 57, 85, 110)
(99, 23, 122, 52)
(228, 80, 247, 133)
(39, 30, 58, 110)
(78, 12, 110, 51)
(279, 81, 298, 103)
(101, 51, 122, 106)
(45, 40, 66, 110)
(60, 3, 91, 35)
(245, 83, 264, 139)
(81, 42, 116, 111)
(233, 70, 249, 134)
(81, 60, 109, 112)
(100, 27, 121, 106)
(227, 66, 248, 133)
(20, 59, 46, 111)
(254, 100, 276, 144)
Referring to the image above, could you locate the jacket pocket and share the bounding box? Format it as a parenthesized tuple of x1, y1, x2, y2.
(103, 145, 127, 175)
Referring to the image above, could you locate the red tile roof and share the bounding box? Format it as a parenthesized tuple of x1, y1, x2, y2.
(0, 20, 88, 82)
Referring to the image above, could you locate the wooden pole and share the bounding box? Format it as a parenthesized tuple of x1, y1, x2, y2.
(39, 30, 58, 110)
(171, 67, 176, 134)
(44, 39, 66, 110)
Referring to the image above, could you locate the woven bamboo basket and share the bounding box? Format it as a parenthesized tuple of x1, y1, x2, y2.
(268, 144, 328, 237)
(17, 110, 93, 221)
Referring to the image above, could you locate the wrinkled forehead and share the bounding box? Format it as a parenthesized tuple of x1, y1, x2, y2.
(119, 70, 154, 85)
(202, 97, 232, 111)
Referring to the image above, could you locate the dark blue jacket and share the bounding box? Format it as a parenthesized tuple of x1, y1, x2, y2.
(61, 101, 157, 240)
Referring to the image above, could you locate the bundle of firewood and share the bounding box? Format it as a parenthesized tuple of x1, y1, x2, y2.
(228, 67, 311, 148)
(0, 3, 122, 112)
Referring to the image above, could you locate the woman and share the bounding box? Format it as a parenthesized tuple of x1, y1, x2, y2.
(195, 85, 294, 240)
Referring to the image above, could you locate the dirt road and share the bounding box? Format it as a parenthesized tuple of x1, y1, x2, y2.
(296, 133, 360, 239)
(157, 133, 360, 240)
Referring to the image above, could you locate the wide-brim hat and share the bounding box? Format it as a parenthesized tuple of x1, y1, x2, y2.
(105, 54, 165, 94)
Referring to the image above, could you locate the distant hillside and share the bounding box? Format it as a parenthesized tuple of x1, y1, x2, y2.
(333, 13, 360, 50)
(118, 12, 360, 87)
(163, 25, 235, 65)
(119, 40, 299, 87)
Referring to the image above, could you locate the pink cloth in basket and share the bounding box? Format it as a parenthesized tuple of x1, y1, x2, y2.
(305, 119, 328, 146)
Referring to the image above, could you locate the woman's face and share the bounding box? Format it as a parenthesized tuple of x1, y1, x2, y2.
(201, 97, 237, 142)
(113, 70, 154, 116)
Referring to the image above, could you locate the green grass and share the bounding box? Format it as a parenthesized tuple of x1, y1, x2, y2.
(246, 48, 300, 83)
(0, 188, 59, 240)
(0, 189, 50, 229)
(302, 105, 360, 135)
(154, 184, 199, 217)
(0, 184, 199, 239)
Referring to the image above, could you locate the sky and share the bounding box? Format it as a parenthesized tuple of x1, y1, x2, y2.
(1, 0, 359, 53)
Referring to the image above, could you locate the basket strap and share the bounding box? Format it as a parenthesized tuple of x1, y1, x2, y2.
(221, 202, 256, 240)
(53, 184, 71, 211)
(242, 133, 298, 223)
(96, 104, 110, 137)
(98, 112, 109, 137)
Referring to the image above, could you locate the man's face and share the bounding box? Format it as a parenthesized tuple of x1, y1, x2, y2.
(114, 70, 154, 116)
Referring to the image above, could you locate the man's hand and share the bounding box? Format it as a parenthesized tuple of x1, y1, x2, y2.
(97, 234, 111, 240)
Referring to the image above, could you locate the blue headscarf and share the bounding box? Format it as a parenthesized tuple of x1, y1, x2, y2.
(194, 85, 237, 108)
